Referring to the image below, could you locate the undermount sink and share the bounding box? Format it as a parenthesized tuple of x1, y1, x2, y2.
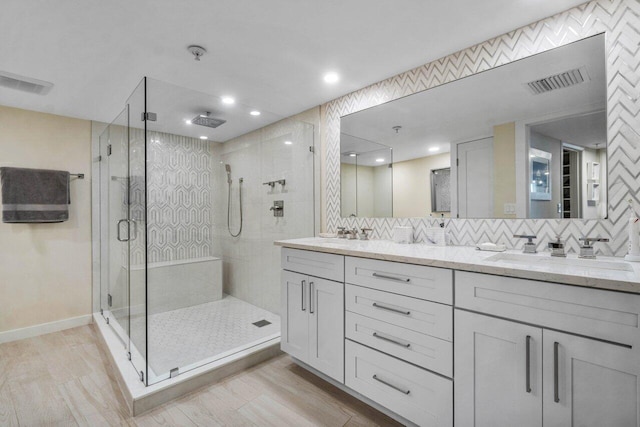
(485, 252, 633, 272)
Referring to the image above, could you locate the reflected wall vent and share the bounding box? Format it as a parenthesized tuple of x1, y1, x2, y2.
(526, 67, 588, 95)
(0, 71, 54, 95)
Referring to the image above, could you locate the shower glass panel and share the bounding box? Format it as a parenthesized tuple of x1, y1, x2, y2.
(126, 79, 148, 382)
(99, 106, 131, 347)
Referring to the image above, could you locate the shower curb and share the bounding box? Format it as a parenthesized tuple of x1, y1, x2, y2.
(92, 312, 282, 416)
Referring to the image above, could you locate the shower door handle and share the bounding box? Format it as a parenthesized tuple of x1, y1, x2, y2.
(116, 219, 130, 242)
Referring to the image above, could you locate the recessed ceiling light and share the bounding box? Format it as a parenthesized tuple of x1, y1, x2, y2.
(221, 96, 235, 105)
(250, 110, 261, 116)
(375, 158, 385, 163)
(199, 136, 208, 140)
(429, 146, 440, 152)
(349, 153, 356, 157)
(185, 119, 192, 125)
(323, 72, 340, 84)
(284, 140, 293, 145)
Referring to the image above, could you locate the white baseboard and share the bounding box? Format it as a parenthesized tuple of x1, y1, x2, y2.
(0, 314, 93, 344)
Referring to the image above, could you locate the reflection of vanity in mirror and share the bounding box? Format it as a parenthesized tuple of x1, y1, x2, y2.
(340, 34, 607, 219)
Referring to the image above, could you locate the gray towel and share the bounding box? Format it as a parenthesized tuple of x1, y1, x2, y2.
(0, 167, 70, 223)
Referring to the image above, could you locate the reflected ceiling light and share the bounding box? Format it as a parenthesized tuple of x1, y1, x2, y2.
(375, 158, 385, 162)
(199, 136, 208, 140)
(221, 96, 235, 105)
(349, 153, 357, 157)
(429, 146, 440, 152)
(250, 110, 261, 116)
(284, 140, 293, 145)
(185, 119, 192, 125)
(323, 72, 339, 84)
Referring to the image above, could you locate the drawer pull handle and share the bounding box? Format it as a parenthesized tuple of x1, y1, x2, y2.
(554, 341, 560, 403)
(373, 332, 411, 348)
(372, 272, 411, 283)
(525, 335, 531, 393)
(372, 302, 411, 316)
(372, 374, 410, 395)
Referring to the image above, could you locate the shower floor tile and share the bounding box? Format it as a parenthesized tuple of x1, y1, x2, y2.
(130, 295, 280, 377)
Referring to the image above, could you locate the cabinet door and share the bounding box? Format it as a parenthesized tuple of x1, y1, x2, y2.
(308, 277, 344, 382)
(455, 310, 542, 427)
(543, 330, 640, 427)
(281, 270, 309, 361)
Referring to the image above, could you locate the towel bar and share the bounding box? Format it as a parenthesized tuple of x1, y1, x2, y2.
(70, 173, 84, 179)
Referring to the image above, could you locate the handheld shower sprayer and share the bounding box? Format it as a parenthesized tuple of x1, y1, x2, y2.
(225, 163, 243, 237)
(225, 164, 232, 184)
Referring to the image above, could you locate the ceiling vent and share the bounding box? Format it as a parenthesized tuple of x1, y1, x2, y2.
(0, 71, 54, 95)
(526, 67, 588, 95)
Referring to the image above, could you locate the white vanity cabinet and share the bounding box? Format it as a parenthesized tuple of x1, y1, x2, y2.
(455, 271, 640, 427)
(278, 240, 640, 427)
(281, 249, 345, 382)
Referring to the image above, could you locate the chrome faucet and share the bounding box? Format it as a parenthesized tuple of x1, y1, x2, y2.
(514, 234, 537, 254)
(578, 237, 609, 259)
(337, 227, 347, 239)
(346, 228, 359, 240)
(548, 235, 566, 258)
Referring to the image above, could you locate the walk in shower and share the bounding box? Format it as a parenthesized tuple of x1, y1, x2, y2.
(98, 77, 315, 386)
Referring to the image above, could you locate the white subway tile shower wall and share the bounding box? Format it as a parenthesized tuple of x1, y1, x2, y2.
(323, 0, 640, 256)
(212, 118, 316, 315)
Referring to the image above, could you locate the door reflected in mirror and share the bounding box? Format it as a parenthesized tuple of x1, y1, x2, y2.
(340, 33, 606, 219)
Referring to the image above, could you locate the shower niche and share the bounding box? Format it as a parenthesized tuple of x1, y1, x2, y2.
(97, 77, 315, 392)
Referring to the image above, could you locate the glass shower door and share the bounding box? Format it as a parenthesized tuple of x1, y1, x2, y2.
(100, 106, 131, 348)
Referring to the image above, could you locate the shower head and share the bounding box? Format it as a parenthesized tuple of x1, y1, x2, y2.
(225, 164, 232, 184)
(192, 112, 226, 128)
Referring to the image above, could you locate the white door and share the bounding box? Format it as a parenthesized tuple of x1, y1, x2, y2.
(455, 310, 542, 427)
(543, 330, 640, 427)
(457, 137, 493, 218)
(308, 277, 344, 382)
(281, 271, 309, 361)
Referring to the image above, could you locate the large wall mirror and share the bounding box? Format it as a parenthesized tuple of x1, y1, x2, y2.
(340, 34, 607, 219)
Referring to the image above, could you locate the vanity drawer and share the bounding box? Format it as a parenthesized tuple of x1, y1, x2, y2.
(346, 312, 452, 377)
(346, 340, 453, 427)
(456, 271, 640, 348)
(281, 248, 344, 282)
(345, 256, 452, 304)
(346, 284, 452, 341)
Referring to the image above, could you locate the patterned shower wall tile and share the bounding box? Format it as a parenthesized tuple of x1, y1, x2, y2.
(125, 130, 214, 265)
(325, 0, 640, 257)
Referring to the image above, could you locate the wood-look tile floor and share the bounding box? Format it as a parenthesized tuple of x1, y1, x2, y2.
(0, 325, 402, 427)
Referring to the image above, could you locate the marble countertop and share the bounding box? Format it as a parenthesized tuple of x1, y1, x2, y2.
(275, 237, 640, 294)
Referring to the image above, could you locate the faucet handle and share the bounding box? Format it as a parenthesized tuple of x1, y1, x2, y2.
(514, 234, 537, 243)
(358, 228, 373, 240)
(514, 234, 537, 254)
(579, 236, 609, 247)
(578, 237, 609, 259)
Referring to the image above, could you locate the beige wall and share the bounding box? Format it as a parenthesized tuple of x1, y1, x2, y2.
(393, 153, 450, 217)
(493, 122, 516, 218)
(0, 105, 92, 333)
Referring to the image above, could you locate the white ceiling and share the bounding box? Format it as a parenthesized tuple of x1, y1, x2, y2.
(1, 0, 589, 134)
(340, 34, 605, 165)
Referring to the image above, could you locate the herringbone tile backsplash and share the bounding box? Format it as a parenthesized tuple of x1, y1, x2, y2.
(324, 0, 640, 256)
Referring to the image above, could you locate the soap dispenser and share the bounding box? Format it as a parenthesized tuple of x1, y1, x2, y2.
(625, 199, 640, 262)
